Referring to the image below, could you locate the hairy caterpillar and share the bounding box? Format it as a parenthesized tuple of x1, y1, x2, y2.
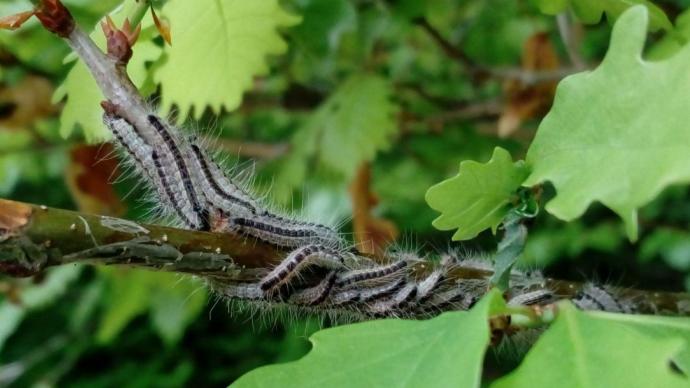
(258, 245, 346, 292)
(32, 3, 648, 325)
(572, 283, 636, 314)
(102, 104, 645, 322)
(335, 259, 408, 288)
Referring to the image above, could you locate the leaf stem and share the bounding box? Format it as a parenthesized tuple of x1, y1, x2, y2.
(127, 0, 150, 28)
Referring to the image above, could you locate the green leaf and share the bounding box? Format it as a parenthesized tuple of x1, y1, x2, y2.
(0, 155, 23, 196)
(524, 6, 690, 241)
(97, 269, 155, 343)
(233, 289, 507, 388)
(53, 1, 163, 142)
(490, 217, 527, 290)
(149, 276, 207, 346)
(273, 73, 399, 201)
(305, 74, 398, 176)
(426, 147, 529, 241)
(155, 0, 300, 119)
(587, 311, 690, 375)
(640, 229, 690, 270)
(0, 303, 23, 353)
(521, 221, 624, 267)
(647, 9, 690, 61)
(532, 0, 672, 31)
(492, 303, 690, 388)
(97, 268, 207, 345)
(291, 0, 356, 57)
(0, 266, 82, 352)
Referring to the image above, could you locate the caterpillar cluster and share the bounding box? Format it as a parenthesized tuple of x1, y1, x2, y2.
(101, 101, 638, 321)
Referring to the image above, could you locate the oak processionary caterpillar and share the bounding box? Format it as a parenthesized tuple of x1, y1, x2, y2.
(101, 99, 643, 324)
(15, 0, 662, 358)
(62, 8, 638, 328)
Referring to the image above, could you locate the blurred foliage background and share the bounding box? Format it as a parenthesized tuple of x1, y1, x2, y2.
(2, 0, 690, 386)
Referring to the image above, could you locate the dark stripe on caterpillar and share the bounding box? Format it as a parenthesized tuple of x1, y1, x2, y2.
(147, 114, 210, 230)
(151, 150, 197, 228)
(289, 272, 337, 306)
(189, 143, 259, 214)
(336, 260, 408, 287)
(259, 245, 345, 292)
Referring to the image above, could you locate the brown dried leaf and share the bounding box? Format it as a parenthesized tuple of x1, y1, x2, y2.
(0, 199, 32, 238)
(349, 164, 398, 257)
(0, 76, 57, 129)
(0, 10, 34, 30)
(498, 32, 560, 138)
(66, 144, 125, 216)
(151, 7, 171, 45)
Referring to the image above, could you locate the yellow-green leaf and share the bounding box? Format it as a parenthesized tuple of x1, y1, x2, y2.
(426, 147, 529, 241)
(525, 6, 690, 241)
(155, 0, 300, 119)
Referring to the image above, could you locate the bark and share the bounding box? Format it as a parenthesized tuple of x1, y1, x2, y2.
(0, 198, 280, 282)
(1, 198, 689, 316)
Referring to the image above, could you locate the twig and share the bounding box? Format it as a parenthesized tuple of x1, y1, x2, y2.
(415, 17, 583, 85)
(1, 198, 689, 316)
(556, 12, 586, 70)
(2, 1, 688, 319)
(0, 199, 280, 281)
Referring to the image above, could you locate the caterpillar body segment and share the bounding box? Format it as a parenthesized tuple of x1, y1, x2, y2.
(335, 259, 408, 288)
(229, 216, 343, 250)
(188, 142, 259, 218)
(572, 283, 636, 314)
(258, 245, 347, 293)
(288, 272, 338, 306)
(146, 114, 210, 230)
(508, 289, 556, 307)
(103, 113, 208, 229)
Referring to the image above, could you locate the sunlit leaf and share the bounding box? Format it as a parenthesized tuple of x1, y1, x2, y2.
(234, 290, 506, 388)
(426, 147, 529, 241)
(155, 0, 300, 119)
(0, 266, 82, 352)
(524, 6, 690, 240)
(492, 303, 690, 388)
(97, 268, 207, 345)
(532, 0, 672, 31)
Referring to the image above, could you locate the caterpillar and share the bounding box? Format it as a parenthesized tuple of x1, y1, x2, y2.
(101, 90, 645, 322)
(39, 4, 648, 324)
